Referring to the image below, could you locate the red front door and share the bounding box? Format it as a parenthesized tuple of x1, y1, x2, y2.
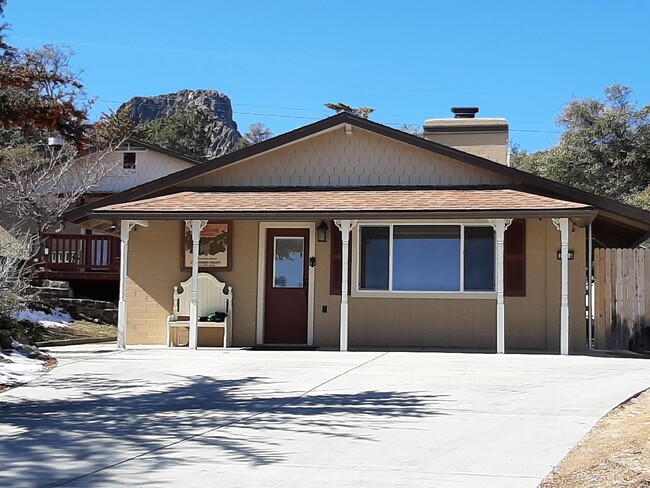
(264, 228, 309, 344)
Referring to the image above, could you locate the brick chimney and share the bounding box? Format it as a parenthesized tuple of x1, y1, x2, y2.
(423, 107, 509, 165)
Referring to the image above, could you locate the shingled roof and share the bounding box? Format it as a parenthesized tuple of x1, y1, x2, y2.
(93, 188, 595, 220)
(66, 112, 650, 246)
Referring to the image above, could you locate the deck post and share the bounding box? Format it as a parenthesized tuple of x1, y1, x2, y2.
(490, 218, 512, 354)
(187, 219, 208, 350)
(118, 220, 136, 349)
(552, 218, 570, 355)
(334, 219, 357, 351)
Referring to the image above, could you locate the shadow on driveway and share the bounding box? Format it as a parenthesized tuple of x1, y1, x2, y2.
(0, 372, 448, 487)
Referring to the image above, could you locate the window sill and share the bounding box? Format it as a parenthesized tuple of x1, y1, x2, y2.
(351, 290, 497, 300)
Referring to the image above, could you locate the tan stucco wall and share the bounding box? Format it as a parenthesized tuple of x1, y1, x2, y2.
(349, 298, 497, 348)
(505, 219, 586, 352)
(125, 220, 258, 346)
(313, 239, 343, 347)
(346, 219, 586, 351)
(182, 126, 516, 188)
(125, 218, 587, 352)
(424, 128, 509, 164)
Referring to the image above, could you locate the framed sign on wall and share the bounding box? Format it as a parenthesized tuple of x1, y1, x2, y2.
(182, 221, 231, 270)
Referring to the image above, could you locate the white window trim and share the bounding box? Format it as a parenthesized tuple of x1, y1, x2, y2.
(351, 221, 497, 300)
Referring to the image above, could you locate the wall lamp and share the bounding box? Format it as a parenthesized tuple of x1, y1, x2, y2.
(317, 220, 329, 243)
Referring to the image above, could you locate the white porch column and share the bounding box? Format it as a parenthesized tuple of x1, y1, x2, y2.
(186, 219, 208, 350)
(553, 218, 570, 355)
(334, 219, 357, 352)
(489, 219, 512, 354)
(117, 220, 136, 349)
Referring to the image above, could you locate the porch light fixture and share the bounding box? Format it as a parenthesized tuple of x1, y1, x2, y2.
(317, 220, 329, 242)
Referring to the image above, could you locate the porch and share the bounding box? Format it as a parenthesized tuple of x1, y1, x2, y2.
(99, 187, 593, 354)
(40, 233, 120, 281)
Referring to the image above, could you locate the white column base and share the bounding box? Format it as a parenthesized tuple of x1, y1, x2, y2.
(340, 302, 349, 352)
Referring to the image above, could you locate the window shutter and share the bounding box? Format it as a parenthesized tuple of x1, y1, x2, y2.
(505, 219, 526, 297)
(330, 221, 351, 295)
(504, 219, 526, 297)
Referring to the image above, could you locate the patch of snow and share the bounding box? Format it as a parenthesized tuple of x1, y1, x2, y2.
(16, 308, 73, 329)
(0, 350, 46, 387)
(39, 320, 72, 329)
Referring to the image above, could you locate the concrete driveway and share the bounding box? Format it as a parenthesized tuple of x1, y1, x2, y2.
(1, 345, 649, 488)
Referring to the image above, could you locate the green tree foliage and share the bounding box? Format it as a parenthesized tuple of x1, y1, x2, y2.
(234, 122, 273, 150)
(399, 125, 424, 137)
(140, 108, 212, 161)
(0, 22, 88, 146)
(324, 102, 374, 119)
(512, 85, 650, 207)
(0, 2, 132, 322)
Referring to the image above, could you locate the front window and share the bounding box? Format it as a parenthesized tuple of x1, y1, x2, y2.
(393, 225, 460, 291)
(358, 224, 495, 293)
(359, 226, 389, 290)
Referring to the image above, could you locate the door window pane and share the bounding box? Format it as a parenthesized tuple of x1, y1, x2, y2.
(274, 237, 304, 288)
(360, 226, 389, 290)
(464, 227, 495, 291)
(393, 225, 461, 291)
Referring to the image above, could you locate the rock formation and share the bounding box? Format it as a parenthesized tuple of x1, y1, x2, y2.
(120, 89, 242, 159)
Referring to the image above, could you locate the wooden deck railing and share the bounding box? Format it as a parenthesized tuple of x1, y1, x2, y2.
(42, 233, 120, 273)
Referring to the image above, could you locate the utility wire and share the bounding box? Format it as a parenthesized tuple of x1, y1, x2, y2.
(88, 96, 563, 133)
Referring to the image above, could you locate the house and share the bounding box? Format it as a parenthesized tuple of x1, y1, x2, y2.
(41, 139, 202, 284)
(64, 109, 650, 353)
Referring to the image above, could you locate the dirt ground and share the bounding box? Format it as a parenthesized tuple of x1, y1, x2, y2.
(39, 320, 117, 342)
(540, 388, 650, 487)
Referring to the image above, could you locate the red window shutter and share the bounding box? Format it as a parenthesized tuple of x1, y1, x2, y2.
(505, 219, 526, 297)
(330, 221, 351, 295)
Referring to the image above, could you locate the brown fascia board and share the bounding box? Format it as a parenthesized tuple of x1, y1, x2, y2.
(65, 112, 650, 232)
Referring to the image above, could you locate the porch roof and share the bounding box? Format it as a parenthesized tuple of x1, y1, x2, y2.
(91, 187, 596, 220)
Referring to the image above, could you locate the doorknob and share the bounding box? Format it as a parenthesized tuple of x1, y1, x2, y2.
(309, 256, 316, 267)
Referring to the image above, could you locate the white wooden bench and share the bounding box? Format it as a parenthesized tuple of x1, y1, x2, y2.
(166, 273, 233, 347)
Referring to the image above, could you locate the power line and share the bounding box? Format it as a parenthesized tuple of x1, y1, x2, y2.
(88, 96, 562, 133)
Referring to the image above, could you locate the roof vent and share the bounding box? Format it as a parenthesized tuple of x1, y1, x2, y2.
(451, 107, 479, 119)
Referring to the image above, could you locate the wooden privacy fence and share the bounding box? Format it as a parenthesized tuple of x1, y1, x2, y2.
(594, 248, 650, 352)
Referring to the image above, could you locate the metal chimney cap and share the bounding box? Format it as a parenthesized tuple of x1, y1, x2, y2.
(451, 107, 479, 118)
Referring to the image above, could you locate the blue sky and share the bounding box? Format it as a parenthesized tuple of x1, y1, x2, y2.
(5, 0, 649, 152)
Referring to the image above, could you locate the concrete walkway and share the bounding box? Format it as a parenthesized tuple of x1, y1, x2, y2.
(1, 345, 649, 487)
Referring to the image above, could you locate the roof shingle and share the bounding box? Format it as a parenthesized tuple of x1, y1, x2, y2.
(96, 188, 592, 215)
